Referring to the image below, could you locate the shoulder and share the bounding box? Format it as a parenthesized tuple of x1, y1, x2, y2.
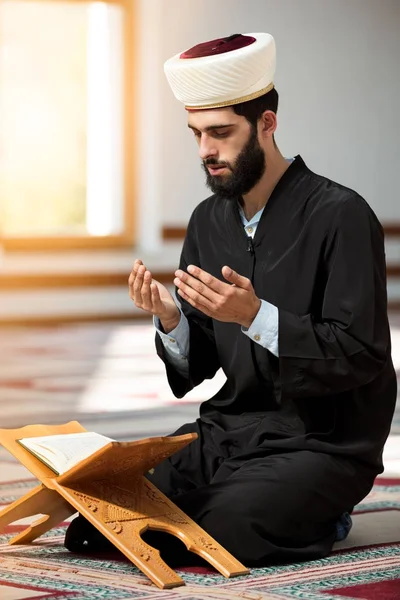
(190, 193, 221, 219)
(305, 167, 382, 234)
(186, 193, 227, 231)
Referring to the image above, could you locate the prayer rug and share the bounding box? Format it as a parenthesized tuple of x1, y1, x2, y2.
(0, 472, 399, 599)
(1, 322, 400, 598)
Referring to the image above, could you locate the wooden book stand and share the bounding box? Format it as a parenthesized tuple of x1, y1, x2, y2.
(0, 421, 249, 589)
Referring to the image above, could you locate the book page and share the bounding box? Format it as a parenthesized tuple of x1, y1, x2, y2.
(18, 431, 114, 474)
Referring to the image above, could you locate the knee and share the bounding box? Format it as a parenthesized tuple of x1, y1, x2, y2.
(197, 498, 328, 563)
(198, 502, 335, 567)
(198, 504, 254, 561)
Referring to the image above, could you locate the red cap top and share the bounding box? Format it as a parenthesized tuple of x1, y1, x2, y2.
(180, 34, 256, 59)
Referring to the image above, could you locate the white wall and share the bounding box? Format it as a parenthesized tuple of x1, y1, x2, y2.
(140, 0, 400, 226)
(1, 0, 400, 319)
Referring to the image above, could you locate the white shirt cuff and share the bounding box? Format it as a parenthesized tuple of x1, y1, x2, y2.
(242, 299, 279, 357)
(154, 309, 190, 361)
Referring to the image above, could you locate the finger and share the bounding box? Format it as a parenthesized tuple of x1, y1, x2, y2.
(176, 279, 216, 313)
(177, 288, 213, 318)
(175, 266, 227, 297)
(133, 265, 146, 304)
(128, 259, 143, 286)
(133, 264, 145, 292)
(174, 273, 219, 304)
(150, 282, 164, 313)
(140, 270, 153, 310)
(221, 265, 252, 290)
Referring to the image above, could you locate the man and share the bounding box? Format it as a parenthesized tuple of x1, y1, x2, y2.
(66, 33, 396, 567)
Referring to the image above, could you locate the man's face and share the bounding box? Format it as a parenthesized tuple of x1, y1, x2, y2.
(188, 107, 266, 198)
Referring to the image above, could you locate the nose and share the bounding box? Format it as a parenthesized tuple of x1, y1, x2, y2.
(198, 134, 218, 161)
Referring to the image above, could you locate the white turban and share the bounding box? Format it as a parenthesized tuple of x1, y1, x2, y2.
(164, 33, 276, 110)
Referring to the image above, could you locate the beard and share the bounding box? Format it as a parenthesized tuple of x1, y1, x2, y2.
(201, 126, 266, 199)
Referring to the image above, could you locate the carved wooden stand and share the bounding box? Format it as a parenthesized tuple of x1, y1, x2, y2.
(0, 421, 249, 589)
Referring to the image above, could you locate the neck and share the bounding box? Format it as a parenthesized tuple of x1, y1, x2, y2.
(241, 149, 291, 220)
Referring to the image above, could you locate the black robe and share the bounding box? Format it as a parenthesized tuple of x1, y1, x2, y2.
(64, 156, 398, 567)
(150, 155, 398, 565)
(156, 155, 396, 471)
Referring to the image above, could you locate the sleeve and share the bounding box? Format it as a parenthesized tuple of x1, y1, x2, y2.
(277, 196, 390, 398)
(242, 300, 279, 357)
(155, 209, 221, 398)
(153, 311, 189, 377)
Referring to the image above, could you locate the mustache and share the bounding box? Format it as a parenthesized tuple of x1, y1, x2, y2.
(203, 158, 232, 169)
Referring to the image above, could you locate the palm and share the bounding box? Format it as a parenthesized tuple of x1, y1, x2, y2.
(128, 260, 180, 324)
(153, 280, 175, 309)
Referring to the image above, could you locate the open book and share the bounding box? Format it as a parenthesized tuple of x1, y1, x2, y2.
(17, 431, 114, 475)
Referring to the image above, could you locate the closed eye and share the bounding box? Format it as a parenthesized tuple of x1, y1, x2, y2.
(188, 123, 236, 139)
(212, 130, 230, 138)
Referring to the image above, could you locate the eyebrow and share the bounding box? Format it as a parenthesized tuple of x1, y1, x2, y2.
(188, 123, 236, 132)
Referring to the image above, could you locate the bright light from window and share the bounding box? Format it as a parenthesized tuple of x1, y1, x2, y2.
(0, 0, 125, 238)
(86, 2, 124, 236)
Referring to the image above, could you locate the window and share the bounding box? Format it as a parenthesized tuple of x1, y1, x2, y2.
(0, 0, 134, 250)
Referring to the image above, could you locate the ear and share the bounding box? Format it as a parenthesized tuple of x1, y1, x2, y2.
(259, 110, 277, 140)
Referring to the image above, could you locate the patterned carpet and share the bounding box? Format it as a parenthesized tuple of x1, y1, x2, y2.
(1, 321, 400, 599)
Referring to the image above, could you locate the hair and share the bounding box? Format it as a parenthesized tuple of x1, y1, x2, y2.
(232, 87, 279, 145)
